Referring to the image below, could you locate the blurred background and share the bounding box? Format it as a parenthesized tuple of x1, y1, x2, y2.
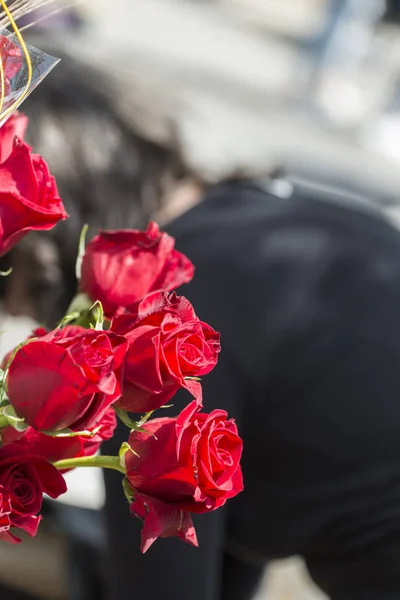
(3, 0, 400, 598)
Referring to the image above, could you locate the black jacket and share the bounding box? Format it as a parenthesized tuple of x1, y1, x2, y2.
(104, 180, 400, 600)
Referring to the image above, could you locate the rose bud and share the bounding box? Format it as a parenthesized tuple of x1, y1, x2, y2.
(0, 443, 66, 543)
(125, 400, 243, 551)
(111, 292, 220, 413)
(80, 222, 194, 318)
(0, 138, 68, 256)
(7, 326, 128, 432)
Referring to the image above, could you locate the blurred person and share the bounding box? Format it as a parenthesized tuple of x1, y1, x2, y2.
(103, 176, 400, 600)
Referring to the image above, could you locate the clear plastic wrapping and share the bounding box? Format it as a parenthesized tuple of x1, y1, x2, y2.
(0, 29, 59, 127)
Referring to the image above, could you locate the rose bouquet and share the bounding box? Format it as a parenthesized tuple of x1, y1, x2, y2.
(0, 5, 243, 553)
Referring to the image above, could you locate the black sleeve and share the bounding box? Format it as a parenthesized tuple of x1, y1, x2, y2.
(306, 543, 400, 600)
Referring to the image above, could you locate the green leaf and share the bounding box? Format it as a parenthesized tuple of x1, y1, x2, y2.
(75, 224, 89, 281)
(57, 311, 81, 328)
(1, 405, 28, 432)
(137, 410, 155, 426)
(114, 407, 146, 433)
(89, 301, 105, 331)
(0, 268, 12, 277)
(119, 441, 138, 468)
(122, 477, 135, 504)
(64, 293, 93, 317)
(119, 441, 131, 461)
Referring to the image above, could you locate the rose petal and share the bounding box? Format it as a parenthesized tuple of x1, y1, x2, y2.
(130, 492, 198, 553)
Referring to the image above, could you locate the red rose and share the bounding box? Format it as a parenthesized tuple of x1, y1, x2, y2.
(0, 112, 28, 164)
(80, 222, 194, 317)
(125, 400, 243, 551)
(0, 138, 68, 256)
(111, 292, 220, 413)
(0, 443, 66, 543)
(7, 326, 128, 432)
(1, 408, 117, 468)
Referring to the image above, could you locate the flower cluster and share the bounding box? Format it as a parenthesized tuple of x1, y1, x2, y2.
(0, 112, 243, 551)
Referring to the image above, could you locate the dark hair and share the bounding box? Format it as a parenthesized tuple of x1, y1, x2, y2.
(0, 43, 184, 325)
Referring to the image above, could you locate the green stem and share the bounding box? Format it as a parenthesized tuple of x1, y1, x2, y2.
(53, 455, 125, 474)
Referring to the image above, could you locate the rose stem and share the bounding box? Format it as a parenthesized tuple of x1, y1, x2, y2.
(53, 455, 125, 474)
